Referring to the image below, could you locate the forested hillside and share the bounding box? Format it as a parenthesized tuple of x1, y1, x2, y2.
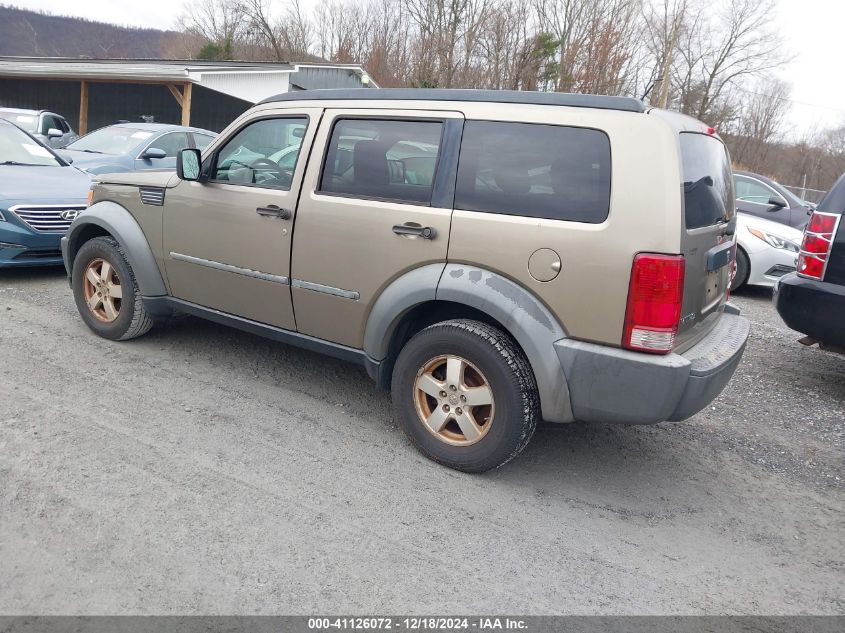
(0, 5, 186, 58)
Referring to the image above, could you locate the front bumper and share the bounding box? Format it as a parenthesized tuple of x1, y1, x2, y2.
(555, 311, 750, 424)
(0, 222, 64, 267)
(774, 272, 845, 348)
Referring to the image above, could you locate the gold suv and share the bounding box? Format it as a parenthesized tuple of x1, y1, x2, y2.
(62, 89, 750, 472)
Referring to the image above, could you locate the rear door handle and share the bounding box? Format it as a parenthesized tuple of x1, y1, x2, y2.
(392, 223, 437, 239)
(256, 205, 291, 220)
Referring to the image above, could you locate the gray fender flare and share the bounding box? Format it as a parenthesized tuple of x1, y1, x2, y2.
(363, 263, 573, 423)
(63, 201, 167, 297)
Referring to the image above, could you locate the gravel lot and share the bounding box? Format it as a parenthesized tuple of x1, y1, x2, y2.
(0, 267, 842, 615)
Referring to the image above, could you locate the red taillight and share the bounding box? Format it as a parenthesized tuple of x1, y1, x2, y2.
(623, 253, 686, 354)
(797, 211, 841, 281)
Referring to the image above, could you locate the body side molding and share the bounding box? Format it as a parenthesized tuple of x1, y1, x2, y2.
(62, 201, 167, 297)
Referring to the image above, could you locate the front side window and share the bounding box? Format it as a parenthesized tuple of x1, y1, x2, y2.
(40, 115, 62, 135)
(680, 132, 733, 229)
(735, 175, 784, 206)
(212, 117, 308, 189)
(146, 132, 189, 158)
(455, 121, 611, 223)
(319, 118, 443, 204)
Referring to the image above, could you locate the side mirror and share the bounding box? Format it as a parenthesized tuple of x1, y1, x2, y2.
(141, 147, 167, 160)
(768, 195, 787, 209)
(47, 128, 63, 138)
(177, 148, 202, 181)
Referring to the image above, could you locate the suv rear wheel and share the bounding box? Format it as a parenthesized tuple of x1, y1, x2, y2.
(391, 319, 539, 472)
(72, 236, 153, 341)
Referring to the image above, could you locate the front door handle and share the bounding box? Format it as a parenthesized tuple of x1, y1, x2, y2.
(392, 223, 437, 239)
(256, 205, 291, 220)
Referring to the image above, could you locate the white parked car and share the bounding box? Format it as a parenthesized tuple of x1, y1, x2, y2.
(732, 212, 803, 291)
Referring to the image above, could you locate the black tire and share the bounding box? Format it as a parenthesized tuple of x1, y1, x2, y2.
(72, 236, 154, 341)
(731, 247, 750, 292)
(391, 319, 539, 473)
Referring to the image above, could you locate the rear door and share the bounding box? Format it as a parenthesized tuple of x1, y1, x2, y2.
(290, 109, 462, 348)
(676, 132, 735, 350)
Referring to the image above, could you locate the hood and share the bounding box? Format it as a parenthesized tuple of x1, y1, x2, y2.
(95, 169, 179, 189)
(0, 164, 91, 206)
(59, 149, 131, 174)
(736, 212, 804, 241)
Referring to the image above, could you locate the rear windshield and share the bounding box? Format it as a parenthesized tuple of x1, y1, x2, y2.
(680, 132, 732, 229)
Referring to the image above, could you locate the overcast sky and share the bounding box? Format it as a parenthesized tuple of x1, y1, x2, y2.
(18, 0, 841, 136)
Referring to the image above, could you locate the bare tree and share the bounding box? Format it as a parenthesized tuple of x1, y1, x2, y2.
(178, 0, 247, 57)
(728, 78, 790, 170)
(643, 0, 689, 107)
(673, 0, 786, 126)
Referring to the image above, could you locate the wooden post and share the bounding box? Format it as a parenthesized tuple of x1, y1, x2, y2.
(78, 80, 89, 135)
(181, 82, 192, 127)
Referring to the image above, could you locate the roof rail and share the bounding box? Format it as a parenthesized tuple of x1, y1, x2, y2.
(259, 88, 646, 113)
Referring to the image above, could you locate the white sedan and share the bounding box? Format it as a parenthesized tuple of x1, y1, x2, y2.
(732, 212, 803, 291)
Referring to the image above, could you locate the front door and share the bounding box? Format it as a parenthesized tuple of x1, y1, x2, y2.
(734, 174, 792, 226)
(162, 109, 321, 329)
(291, 109, 463, 348)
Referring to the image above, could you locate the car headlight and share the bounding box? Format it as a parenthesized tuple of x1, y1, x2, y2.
(748, 227, 800, 253)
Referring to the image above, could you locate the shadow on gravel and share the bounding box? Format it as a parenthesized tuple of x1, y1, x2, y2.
(0, 265, 66, 284)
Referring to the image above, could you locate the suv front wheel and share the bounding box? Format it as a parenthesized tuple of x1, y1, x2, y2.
(391, 319, 539, 472)
(72, 236, 153, 341)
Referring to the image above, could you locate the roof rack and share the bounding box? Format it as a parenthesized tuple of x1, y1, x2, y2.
(260, 88, 646, 113)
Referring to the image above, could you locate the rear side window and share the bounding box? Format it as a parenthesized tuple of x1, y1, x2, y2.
(319, 119, 443, 204)
(455, 121, 611, 223)
(680, 133, 733, 229)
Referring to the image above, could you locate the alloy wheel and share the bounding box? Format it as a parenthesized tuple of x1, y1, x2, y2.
(413, 355, 495, 446)
(82, 258, 123, 323)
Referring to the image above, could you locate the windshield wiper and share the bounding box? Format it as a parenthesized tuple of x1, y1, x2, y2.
(0, 160, 42, 166)
(79, 149, 104, 154)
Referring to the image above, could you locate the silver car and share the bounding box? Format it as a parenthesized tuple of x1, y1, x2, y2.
(0, 108, 78, 148)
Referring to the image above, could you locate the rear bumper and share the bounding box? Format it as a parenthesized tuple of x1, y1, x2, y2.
(774, 272, 845, 348)
(555, 311, 749, 424)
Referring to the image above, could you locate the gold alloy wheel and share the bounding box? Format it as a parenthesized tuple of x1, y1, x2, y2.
(413, 355, 495, 446)
(82, 258, 123, 323)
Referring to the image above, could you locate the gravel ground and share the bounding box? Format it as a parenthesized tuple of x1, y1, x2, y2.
(0, 267, 842, 615)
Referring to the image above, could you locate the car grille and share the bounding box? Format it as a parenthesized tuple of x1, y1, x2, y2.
(139, 187, 165, 206)
(10, 205, 86, 233)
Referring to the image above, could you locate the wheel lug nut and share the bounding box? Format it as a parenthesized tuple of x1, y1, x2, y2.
(450, 385, 457, 391)
(456, 407, 463, 415)
(439, 391, 447, 398)
(443, 404, 450, 412)
(460, 395, 467, 402)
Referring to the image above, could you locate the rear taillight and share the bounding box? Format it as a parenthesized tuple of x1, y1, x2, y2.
(623, 253, 685, 354)
(797, 211, 841, 281)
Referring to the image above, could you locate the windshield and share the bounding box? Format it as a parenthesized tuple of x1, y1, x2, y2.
(680, 132, 733, 229)
(67, 126, 154, 155)
(0, 123, 63, 166)
(0, 110, 38, 133)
